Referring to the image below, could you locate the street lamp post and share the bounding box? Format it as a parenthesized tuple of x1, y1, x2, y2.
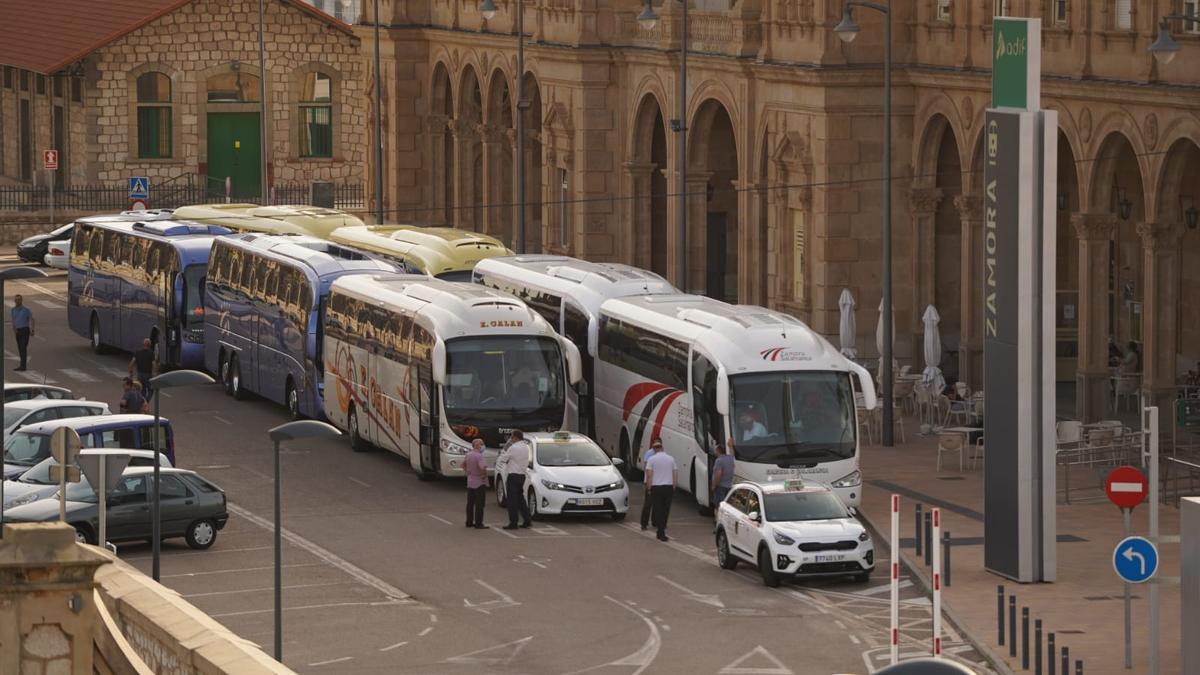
(0, 266, 49, 539)
(835, 2, 894, 446)
(148, 369, 214, 581)
(636, 0, 687, 291)
(1148, 13, 1200, 66)
(373, 0, 385, 225)
(258, 0, 269, 203)
(268, 420, 340, 662)
(479, 0, 528, 254)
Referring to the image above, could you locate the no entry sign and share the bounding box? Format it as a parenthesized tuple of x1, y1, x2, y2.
(1105, 466, 1148, 510)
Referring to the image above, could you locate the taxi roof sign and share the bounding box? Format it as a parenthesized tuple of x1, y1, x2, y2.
(783, 479, 807, 492)
(553, 431, 573, 442)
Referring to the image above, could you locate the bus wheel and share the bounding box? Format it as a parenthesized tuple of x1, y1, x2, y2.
(620, 434, 642, 481)
(219, 352, 232, 396)
(285, 379, 300, 419)
(348, 407, 367, 452)
(90, 315, 105, 354)
(229, 355, 246, 400)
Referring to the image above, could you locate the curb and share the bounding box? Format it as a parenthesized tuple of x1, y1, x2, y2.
(859, 506, 1015, 675)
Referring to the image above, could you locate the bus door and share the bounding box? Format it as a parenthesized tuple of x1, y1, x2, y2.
(416, 364, 439, 475)
(690, 348, 725, 508)
(561, 301, 592, 436)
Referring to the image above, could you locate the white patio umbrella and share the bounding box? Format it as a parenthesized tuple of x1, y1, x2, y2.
(875, 298, 895, 382)
(922, 304, 946, 396)
(838, 289, 857, 358)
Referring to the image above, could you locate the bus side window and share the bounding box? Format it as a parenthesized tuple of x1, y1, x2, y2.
(690, 351, 723, 452)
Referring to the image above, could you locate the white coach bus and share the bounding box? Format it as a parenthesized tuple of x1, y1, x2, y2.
(594, 294, 876, 510)
(472, 255, 677, 437)
(323, 275, 581, 479)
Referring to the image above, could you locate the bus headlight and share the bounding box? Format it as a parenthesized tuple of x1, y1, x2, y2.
(832, 470, 861, 488)
(440, 439, 470, 455)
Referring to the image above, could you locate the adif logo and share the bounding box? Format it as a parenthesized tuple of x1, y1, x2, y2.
(759, 347, 810, 362)
(995, 31, 1026, 59)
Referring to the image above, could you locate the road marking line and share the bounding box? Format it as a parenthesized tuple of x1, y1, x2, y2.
(718, 645, 794, 675)
(185, 581, 351, 598)
(195, 464, 232, 470)
(308, 656, 353, 667)
(227, 502, 410, 600)
(14, 279, 66, 301)
(213, 416, 232, 425)
(15, 369, 57, 383)
(99, 366, 129, 379)
(379, 641, 408, 652)
(125, 544, 269, 560)
(849, 634, 861, 645)
(429, 614, 438, 623)
(564, 597, 661, 675)
(428, 514, 453, 525)
(463, 579, 520, 614)
(58, 368, 98, 383)
(856, 580, 912, 596)
(419, 627, 433, 637)
(348, 477, 371, 488)
(32, 299, 61, 309)
(210, 599, 407, 618)
(162, 563, 321, 578)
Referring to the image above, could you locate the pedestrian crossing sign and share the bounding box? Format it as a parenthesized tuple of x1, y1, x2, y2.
(128, 176, 150, 200)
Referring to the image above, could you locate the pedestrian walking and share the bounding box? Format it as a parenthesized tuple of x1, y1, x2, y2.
(119, 377, 147, 414)
(496, 430, 533, 530)
(639, 437, 663, 531)
(710, 443, 735, 508)
(129, 338, 157, 398)
(463, 438, 489, 529)
(644, 443, 678, 542)
(10, 294, 34, 371)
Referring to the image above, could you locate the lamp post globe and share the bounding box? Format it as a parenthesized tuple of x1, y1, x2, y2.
(479, 0, 498, 21)
(1149, 20, 1180, 65)
(636, 3, 658, 30)
(834, 7, 860, 43)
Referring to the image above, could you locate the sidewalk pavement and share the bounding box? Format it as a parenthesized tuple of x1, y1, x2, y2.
(858, 415, 1183, 675)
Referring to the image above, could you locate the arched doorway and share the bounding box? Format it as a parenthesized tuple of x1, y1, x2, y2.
(1091, 132, 1146, 354)
(1055, 131, 1081, 386)
(457, 66, 483, 231)
(485, 70, 514, 246)
(690, 99, 739, 303)
(630, 94, 668, 276)
(431, 63, 454, 225)
(522, 72, 544, 253)
(1156, 138, 1200, 391)
(204, 67, 262, 199)
(932, 117, 963, 376)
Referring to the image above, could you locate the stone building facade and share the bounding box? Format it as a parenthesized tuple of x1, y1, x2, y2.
(0, 0, 366, 199)
(366, 0, 1200, 422)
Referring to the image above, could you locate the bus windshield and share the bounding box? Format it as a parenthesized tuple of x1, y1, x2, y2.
(444, 336, 566, 429)
(728, 371, 856, 464)
(184, 264, 207, 327)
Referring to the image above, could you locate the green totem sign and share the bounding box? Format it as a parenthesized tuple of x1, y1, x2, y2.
(992, 18, 1040, 111)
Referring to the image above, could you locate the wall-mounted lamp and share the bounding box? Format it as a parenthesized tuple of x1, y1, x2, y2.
(1183, 195, 1199, 230)
(1057, 191, 1067, 211)
(1113, 187, 1133, 222)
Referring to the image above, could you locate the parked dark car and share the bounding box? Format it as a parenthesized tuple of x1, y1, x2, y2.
(17, 223, 73, 264)
(4, 466, 228, 549)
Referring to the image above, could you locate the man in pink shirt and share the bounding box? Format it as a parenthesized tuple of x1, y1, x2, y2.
(464, 438, 489, 529)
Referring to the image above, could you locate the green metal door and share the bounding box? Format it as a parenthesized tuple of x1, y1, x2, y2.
(206, 112, 261, 199)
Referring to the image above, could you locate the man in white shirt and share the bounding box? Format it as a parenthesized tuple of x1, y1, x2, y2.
(496, 430, 533, 530)
(737, 410, 768, 442)
(644, 444, 678, 542)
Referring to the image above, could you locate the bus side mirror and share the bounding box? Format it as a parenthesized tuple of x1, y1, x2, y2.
(561, 337, 582, 385)
(432, 340, 446, 385)
(849, 362, 877, 410)
(715, 370, 730, 416)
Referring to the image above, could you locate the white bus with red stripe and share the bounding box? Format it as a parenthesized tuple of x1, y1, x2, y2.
(471, 254, 677, 437)
(595, 294, 876, 510)
(322, 275, 581, 479)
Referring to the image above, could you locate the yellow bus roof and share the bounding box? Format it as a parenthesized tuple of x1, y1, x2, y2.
(171, 204, 363, 238)
(327, 224, 513, 277)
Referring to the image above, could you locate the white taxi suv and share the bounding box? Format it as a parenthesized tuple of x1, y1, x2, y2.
(496, 431, 629, 520)
(715, 479, 874, 586)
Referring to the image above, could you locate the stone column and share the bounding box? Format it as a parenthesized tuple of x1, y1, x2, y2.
(479, 123, 508, 242)
(685, 171, 714, 296)
(449, 118, 477, 230)
(956, 194, 985, 388)
(1073, 212, 1117, 422)
(426, 115, 450, 225)
(623, 161, 657, 270)
(1138, 221, 1185, 422)
(909, 186, 943, 352)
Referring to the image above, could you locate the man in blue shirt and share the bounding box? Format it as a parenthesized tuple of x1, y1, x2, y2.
(10, 294, 34, 371)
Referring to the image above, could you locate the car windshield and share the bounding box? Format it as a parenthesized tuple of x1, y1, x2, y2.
(4, 433, 50, 466)
(62, 477, 98, 504)
(536, 441, 610, 467)
(4, 409, 27, 429)
(763, 491, 849, 522)
(16, 457, 58, 484)
(729, 371, 857, 464)
(444, 336, 566, 426)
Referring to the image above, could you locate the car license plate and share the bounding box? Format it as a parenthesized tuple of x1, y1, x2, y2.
(576, 498, 604, 506)
(814, 554, 845, 563)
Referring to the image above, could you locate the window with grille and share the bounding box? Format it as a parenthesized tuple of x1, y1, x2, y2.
(299, 71, 333, 158)
(936, 0, 951, 21)
(1114, 0, 1131, 30)
(135, 72, 172, 158)
(1052, 0, 1067, 23)
(993, 0, 1007, 16)
(1186, 1, 1200, 33)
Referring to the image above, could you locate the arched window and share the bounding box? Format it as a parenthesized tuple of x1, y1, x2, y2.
(136, 72, 172, 158)
(299, 71, 333, 158)
(207, 71, 259, 103)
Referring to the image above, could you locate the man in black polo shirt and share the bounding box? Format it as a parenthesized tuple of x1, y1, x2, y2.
(129, 338, 157, 399)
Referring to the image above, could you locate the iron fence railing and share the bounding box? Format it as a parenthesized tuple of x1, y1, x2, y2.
(0, 177, 365, 212)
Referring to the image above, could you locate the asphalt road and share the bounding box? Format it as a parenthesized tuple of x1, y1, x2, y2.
(2, 269, 993, 675)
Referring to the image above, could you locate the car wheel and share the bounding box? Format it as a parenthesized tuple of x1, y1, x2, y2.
(73, 523, 95, 545)
(527, 489, 539, 521)
(90, 315, 105, 354)
(229, 356, 246, 400)
(716, 529, 738, 570)
(348, 406, 367, 452)
(758, 546, 781, 588)
(495, 477, 506, 507)
(285, 378, 300, 419)
(853, 570, 871, 583)
(611, 511, 627, 521)
(185, 519, 218, 550)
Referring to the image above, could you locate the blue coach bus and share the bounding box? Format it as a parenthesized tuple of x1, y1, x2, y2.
(203, 234, 396, 418)
(68, 217, 231, 369)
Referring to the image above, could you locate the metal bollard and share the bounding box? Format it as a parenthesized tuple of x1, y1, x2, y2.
(997, 585, 1005, 646)
(1009, 596, 1017, 657)
(915, 503, 923, 557)
(924, 511, 933, 566)
(1022, 607, 1030, 669)
(1048, 633, 1056, 675)
(1035, 619, 1043, 675)
(1062, 646, 1069, 675)
(943, 531, 952, 586)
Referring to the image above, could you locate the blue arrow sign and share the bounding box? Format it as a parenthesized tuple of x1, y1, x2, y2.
(128, 176, 150, 200)
(1112, 536, 1158, 584)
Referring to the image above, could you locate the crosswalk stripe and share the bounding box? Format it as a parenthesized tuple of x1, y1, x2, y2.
(58, 368, 99, 383)
(855, 579, 913, 596)
(32, 299, 62, 309)
(15, 369, 57, 384)
(99, 367, 129, 380)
